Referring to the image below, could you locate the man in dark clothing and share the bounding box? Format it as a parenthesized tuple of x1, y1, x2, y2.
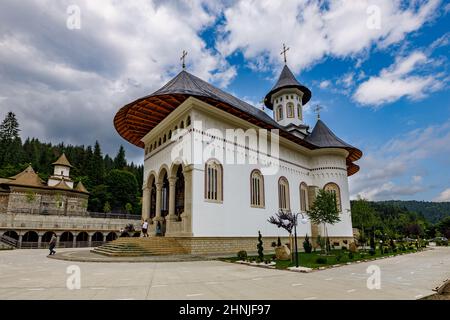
(48, 234, 57, 255)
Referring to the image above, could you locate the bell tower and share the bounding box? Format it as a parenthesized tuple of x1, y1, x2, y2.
(264, 45, 312, 130)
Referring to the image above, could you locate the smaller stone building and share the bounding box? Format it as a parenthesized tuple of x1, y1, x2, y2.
(0, 154, 140, 248)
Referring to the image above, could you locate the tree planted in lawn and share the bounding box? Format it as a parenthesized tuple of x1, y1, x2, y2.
(307, 189, 341, 255)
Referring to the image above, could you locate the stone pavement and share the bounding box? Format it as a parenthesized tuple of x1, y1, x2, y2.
(0, 247, 449, 300)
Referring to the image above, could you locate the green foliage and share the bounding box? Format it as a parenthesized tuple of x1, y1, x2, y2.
(125, 203, 133, 214)
(316, 235, 325, 251)
(237, 250, 247, 260)
(105, 170, 139, 213)
(257, 231, 264, 262)
(114, 145, 127, 170)
(103, 201, 111, 213)
(303, 234, 312, 253)
(315, 257, 327, 264)
(348, 251, 354, 260)
(307, 189, 341, 255)
(25, 191, 36, 203)
(307, 189, 341, 226)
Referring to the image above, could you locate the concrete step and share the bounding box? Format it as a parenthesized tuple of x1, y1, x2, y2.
(91, 237, 188, 256)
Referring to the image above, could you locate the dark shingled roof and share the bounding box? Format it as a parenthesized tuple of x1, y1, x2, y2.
(264, 65, 312, 109)
(305, 119, 354, 148)
(149, 70, 282, 128)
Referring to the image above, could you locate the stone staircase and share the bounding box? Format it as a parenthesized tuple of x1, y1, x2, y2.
(91, 237, 188, 256)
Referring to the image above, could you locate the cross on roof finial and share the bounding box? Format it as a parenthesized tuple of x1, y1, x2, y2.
(280, 43, 290, 64)
(180, 50, 188, 70)
(314, 104, 323, 120)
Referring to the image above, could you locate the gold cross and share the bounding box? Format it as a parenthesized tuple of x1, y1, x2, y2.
(180, 50, 188, 69)
(314, 104, 323, 119)
(280, 43, 290, 64)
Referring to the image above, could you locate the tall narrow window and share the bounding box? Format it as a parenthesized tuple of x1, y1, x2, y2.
(278, 177, 290, 211)
(287, 103, 294, 118)
(205, 159, 223, 202)
(186, 116, 191, 126)
(324, 182, 342, 212)
(277, 105, 283, 121)
(250, 170, 264, 207)
(297, 104, 302, 120)
(300, 182, 308, 212)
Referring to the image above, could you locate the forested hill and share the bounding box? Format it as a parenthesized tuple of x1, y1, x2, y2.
(0, 112, 143, 215)
(375, 200, 450, 224)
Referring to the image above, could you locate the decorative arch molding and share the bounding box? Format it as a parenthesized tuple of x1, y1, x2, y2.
(204, 158, 223, 202)
(250, 169, 265, 208)
(324, 182, 342, 212)
(278, 176, 290, 211)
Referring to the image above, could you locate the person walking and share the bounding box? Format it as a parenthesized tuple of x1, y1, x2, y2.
(142, 219, 149, 237)
(48, 234, 57, 256)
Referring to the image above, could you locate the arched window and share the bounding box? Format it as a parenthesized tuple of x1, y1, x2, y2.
(205, 159, 223, 202)
(300, 182, 308, 212)
(186, 116, 191, 126)
(278, 177, 290, 211)
(287, 103, 294, 118)
(163, 134, 166, 143)
(158, 138, 161, 146)
(277, 105, 283, 121)
(324, 182, 342, 212)
(154, 141, 157, 149)
(180, 121, 184, 129)
(250, 170, 264, 208)
(297, 104, 302, 120)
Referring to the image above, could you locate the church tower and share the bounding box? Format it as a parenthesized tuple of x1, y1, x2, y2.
(264, 46, 312, 134)
(47, 153, 74, 189)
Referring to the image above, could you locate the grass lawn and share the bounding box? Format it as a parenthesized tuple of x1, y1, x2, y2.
(221, 247, 420, 270)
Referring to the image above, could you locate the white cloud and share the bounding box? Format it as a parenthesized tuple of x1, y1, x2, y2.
(353, 51, 444, 106)
(319, 80, 331, 89)
(350, 120, 450, 200)
(0, 0, 235, 162)
(433, 188, 450, 202)
(217, 0, 440, 73)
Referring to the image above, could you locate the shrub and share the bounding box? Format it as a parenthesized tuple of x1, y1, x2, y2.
(303, 234, 312, 253)
(237, 250, 247, 260)
(335, 253, 342, 262)
(277, 236, 282, 247)
(271, 241, 277, 248)
(271, 255, 277, 261)
(341, 246, 348, 251)
(316, 257, 327, 264)
(369, 248, 376, 256)
(348, 252, 354, 260)
(257, 231, 264, 262)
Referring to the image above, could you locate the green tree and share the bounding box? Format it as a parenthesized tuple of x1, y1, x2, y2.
(113, 145, 127, 170)
(92, 141, 105, 186)
(257, 231, 264, 262)
(351, 196, 376, 249)
(105, 169, 138, 213)
(307, 189, 341, 255)
(103, 201, 111, 213)
(0, 111, 20, 141)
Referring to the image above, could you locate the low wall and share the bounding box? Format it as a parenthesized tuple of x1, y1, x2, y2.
(173, 236, 354, 255)
(0, 212, 140, 232)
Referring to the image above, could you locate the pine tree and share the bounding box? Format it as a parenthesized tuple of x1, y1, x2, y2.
(92, 141, 105, 186)
(0, 112, 20, 141)
(0, 112, 23, 167)
(113, 145, 127, 170)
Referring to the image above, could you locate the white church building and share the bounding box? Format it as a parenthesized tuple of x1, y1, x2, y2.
(114, 61, 362, 252)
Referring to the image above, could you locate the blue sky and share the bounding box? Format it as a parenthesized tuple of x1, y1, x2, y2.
(0, 0, 448, 201)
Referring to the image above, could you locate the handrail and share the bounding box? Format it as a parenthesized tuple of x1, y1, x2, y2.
(6, 208, 141, 220)
(0, 234, 18, 247)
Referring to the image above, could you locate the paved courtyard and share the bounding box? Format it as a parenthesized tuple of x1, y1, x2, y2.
(0, 247, 449, 300)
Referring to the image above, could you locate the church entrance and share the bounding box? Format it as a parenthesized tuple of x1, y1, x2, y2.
(174, 165, 185, 219)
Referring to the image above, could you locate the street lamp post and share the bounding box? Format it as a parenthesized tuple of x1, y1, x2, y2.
(293, 212, 308, 268)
